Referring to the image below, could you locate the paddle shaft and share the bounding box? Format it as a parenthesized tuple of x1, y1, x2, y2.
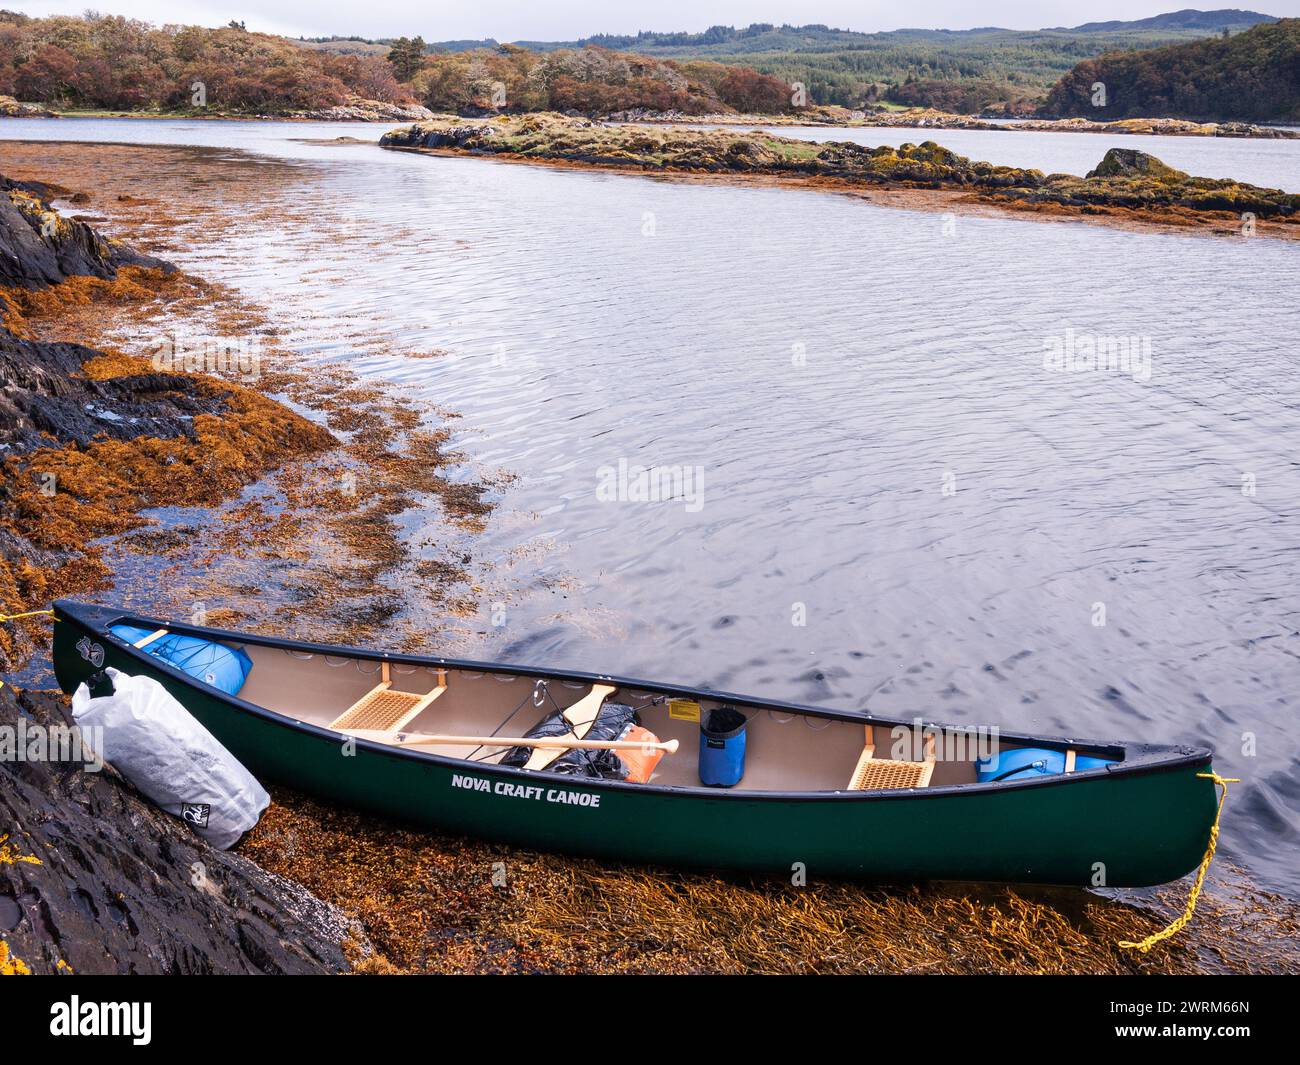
(343, 729, 679, 754)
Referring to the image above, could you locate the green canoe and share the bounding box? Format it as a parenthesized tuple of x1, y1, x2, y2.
(52, 599, 1218, 886)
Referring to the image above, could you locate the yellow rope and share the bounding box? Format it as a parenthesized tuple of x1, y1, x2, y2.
(0, 609, 54, 622)
(1119, 772, 1240, 953)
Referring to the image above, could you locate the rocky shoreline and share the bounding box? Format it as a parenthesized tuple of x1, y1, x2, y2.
(0, 96, 54, 118)
(6, 94, 1297, 139)
(0, 173, 333, 978)
(0, 150, 498, 974)
(0, 174, 336, 669)
(381, 114, 1300, 238)
(0, 93, 432, 123)
(650, 107, 1300, 139)
(0, 682, 367, 974)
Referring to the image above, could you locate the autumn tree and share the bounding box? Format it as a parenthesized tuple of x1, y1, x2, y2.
(15, 44, 77, 102)
(716, 67, 792, 113)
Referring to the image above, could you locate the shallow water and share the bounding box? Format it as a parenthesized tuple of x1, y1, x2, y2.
(3, 118, 1299, 895)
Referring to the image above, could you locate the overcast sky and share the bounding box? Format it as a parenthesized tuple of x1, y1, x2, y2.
(11, 2, 1297, 41)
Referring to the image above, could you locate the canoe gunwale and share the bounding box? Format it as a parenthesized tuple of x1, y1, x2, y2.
(52, 599, 1214, 804)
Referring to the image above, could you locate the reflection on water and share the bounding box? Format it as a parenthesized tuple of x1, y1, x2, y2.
(4, 119, 1299, 895)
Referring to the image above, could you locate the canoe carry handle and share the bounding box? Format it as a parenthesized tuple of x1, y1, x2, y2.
(341, 727, 678, 755)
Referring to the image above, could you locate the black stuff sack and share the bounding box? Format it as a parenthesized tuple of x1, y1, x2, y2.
(501, 701, 638, 779)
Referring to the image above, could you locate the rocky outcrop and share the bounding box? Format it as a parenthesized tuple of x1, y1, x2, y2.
(284, 95, 435, 122)
(0, 95, 55, 118)
(851, 108, 1003, 131)
(0, 176, 357, 973)
(0, 331, 230, 453)
(1, 176, 171, 289)
(0, 683, 362, 974)
(0, 176, 202, 453)
(382, 113, 1300, 223)
(404, 122, 501, 149)
(1086, 148, 1190, 182)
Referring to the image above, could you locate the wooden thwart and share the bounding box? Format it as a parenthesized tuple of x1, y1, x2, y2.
(524, 684, 617, 771)
(329, 662, 447, 733)
(133, 628, 169, 650)
(847, 728, 936, 791)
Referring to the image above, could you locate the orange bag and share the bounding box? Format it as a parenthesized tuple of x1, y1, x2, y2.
(617, 725, 665, 784)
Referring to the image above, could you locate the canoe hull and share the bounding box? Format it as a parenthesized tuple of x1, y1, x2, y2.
(53, 605, 1217, 886)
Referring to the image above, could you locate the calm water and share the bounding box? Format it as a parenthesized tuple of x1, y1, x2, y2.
(4, 118, 1299, 894)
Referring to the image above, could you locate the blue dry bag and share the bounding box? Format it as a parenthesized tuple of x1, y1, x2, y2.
(975, 747, 1112, 783)
(110, 625, 253, 696)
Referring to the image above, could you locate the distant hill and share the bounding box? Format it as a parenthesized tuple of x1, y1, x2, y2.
(1043, 17, 1300, 121)
(426, 12, 1282, 109)
(293, 37, 390, 57)
(1061, 9, 1276, 32)
(494, 13, 1280, 54)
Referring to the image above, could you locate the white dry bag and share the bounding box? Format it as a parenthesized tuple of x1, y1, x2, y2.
(72, 667, 269, 849)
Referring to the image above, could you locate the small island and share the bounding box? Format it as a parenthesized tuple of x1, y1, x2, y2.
(381, 113, 1300, 238)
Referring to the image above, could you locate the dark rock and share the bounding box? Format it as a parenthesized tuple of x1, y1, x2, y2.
(0, 175, 204, 454)
(0, 331, 231, 453)
(0, 174, 172, 290)
(0, 684, 363, 974)
(383, 124, 471, 149)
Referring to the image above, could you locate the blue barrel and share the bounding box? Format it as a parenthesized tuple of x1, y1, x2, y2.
(699, 706, 746, 787)
(976, 747, 1112, 783)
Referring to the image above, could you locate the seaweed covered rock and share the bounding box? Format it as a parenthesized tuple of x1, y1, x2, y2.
(0, 683, 364, 974)
(0, 175, 171, 289)
(1052, 148, 1300, 217)
(1086, 148, 1190, 183)
(0, 175, 336, 670)
(0, 331, 230, 452)
(383, 122, 499, 149)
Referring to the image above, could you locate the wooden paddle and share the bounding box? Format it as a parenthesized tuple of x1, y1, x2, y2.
(524, 683, 617, 771)
(341, 727, 678, 754)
